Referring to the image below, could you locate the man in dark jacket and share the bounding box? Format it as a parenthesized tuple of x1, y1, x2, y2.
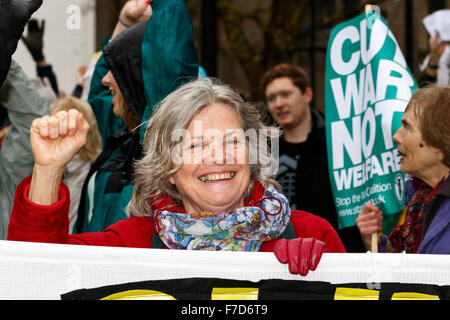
(260, 63, 365, 252)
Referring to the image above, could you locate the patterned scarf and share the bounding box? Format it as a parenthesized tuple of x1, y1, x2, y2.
(153, 185, 291, 252)
(387, 182, 433, 253)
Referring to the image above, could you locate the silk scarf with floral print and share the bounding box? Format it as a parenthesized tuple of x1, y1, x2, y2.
(153, 185, 291, 251)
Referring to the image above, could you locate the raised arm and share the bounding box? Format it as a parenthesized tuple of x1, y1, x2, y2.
(87, 0, 152, 144)
(28, 109, 89, 205)
(7, 110, 89, 243)
(112, 0, 152, 40)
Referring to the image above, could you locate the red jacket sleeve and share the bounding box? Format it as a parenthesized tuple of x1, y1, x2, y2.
(290, 210, 346, 253)
(8, 176, 71, 243)
(260, 210, 346, 253)
(7, 176, 154, 248)
(68, 216, 154, 248)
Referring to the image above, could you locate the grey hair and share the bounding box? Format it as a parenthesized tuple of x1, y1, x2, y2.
(127, 78, 280, 217)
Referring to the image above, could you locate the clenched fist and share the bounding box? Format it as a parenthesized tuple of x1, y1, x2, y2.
(30, 109, 90, 168)
(119, 0, 152, 27)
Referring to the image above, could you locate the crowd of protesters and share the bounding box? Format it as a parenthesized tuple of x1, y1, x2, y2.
(0, 0, 449, 278)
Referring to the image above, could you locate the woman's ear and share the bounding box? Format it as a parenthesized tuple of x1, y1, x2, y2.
(168, 175, 175, 185)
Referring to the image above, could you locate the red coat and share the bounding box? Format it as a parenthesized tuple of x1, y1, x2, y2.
(7, 176, 346, 253)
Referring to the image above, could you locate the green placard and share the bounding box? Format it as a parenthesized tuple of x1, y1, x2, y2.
(325, 12, 418, 230)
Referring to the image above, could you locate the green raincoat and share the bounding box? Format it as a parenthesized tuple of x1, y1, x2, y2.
(76, 0, 198, 233)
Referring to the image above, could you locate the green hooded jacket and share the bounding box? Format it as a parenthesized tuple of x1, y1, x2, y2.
(76, 0, 198, 233)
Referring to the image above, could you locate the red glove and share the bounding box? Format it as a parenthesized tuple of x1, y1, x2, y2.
(273, 238, 328, 276)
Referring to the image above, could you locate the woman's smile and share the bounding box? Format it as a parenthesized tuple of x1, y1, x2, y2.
(198, 171, 236, 183)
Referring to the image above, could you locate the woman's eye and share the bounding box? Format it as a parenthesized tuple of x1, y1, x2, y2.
(186, 141, 203, 151)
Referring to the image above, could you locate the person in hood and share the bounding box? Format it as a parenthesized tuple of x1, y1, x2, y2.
(66, 1, 149, 234)
(40, 0, 197, 234)
(8, 78, 346, 277)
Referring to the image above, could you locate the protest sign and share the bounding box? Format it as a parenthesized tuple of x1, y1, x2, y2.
(325, 12, 417, 231)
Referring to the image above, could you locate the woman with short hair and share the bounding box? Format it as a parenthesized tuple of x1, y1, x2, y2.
(356, 84, 450, 254)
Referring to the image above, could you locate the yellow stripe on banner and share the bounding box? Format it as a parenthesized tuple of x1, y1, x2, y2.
(211, 288, 259, 300)
(101, 290, 177, 300)
(334, 288, 380, 300)
(391, 292, 440, 300)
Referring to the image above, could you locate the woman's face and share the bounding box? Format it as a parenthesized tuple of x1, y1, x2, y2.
(393, 106, 443, 178)
(168, 102, 251, 214)
(101, 71, 125, 118)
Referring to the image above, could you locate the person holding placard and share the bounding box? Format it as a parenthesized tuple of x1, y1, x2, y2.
(356, 85, 450, 254)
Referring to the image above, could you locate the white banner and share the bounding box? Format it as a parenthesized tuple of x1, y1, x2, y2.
(0, 240, 449, 300)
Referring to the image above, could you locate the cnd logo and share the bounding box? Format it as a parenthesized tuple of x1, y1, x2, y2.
(394, 173, 404, 202)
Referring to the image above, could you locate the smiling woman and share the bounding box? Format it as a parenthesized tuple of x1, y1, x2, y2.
(8, 78, 347, 276)
(129, 79, 278, 217)
(166, 102, 251, 214)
